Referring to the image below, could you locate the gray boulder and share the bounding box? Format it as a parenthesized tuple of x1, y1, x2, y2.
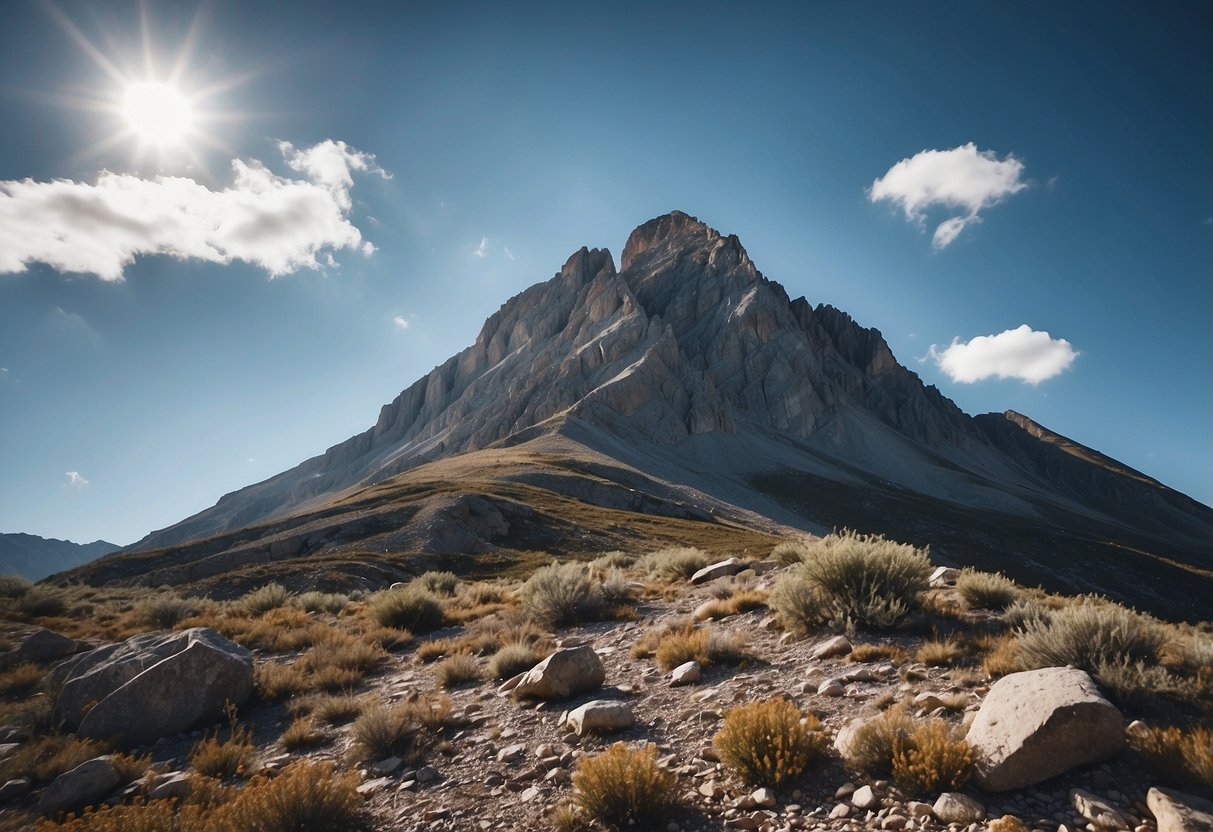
(691, 558, 743, 585)
(563, 700, 635, 736)
(507, 645, 605, 699)
(13, 629, 77, 664)
(965, 666, 1123, 791)
(37, 756, 121, 816)
(51, 627, 252, 747)
(932, 792, 985, 824)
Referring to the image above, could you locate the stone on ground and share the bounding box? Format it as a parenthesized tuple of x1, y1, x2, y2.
(563, 700, 634, 736)
(509, 645, 605, 699)
(14, 629, 76, 663)
(671, 661, 702, 686)
(690, 558, 744, 585)
(810, 635, 852, 659)
(932, 792, 985, 824)
(37, 756, 121, 816)
(1147, 787, 1213, 832)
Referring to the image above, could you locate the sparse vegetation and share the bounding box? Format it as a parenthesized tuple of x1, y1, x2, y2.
(350, 695, 451, 763)
(292, 591, 350, 614)
(633, 621, 747, 672)
(434, 653, 481, 688)
(279, 716, 328, 751)
(837, 705, 917, 774)
(368, 583, 445, 633)
(233, 583, 291, 616)
(254, 661, 308, 701)
(572, 743, 679, 831)
(890, 719, 975, 795)
(134, 594, 199, 629)
(0, 734, 107, 784)
(850, 643, 905, 663)
(1001, 598, 1052, 632)
(0, 662, 44, 696)
(416, 570, 460, 596)
(790, 530, 931, 629)
(1016, 598, 1165, 675)
(771, 539, 811, 565)
(0, 574, 33, 598)
(295, 693, 366, 725)
(598, 569, 635, 607)
(488, 641, 545, 680)
(519, 562, 603, 626)
(638, 547, 709, 581)
(15, 586, 68, 618)
(190, 708, 256, 779)
(916, 637, 968, 667)
(1131, 723, 1213, 791)
(714, 698, 827, 786)
(695, 589, 768, 621)
(956, 570, 1020, 610)
(590, 551, 636, 570)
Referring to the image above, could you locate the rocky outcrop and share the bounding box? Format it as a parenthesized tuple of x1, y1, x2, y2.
(51, 628, 253, 746)
(965, 667, 1124, 791)
(1148, 787, 1213, 832)
(12, 629, 76, 664)
(36, 756, 121, 816)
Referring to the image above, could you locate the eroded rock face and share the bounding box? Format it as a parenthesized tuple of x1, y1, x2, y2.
(509, 646, 605, 700)
(51, 628, 253, 747)
(966, 667, 1123, 791)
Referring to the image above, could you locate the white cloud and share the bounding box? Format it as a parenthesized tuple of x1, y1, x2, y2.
(869, 143, 1028, 249)
(926, 324, 1078, 384)
(392, 314, 409, 330)
(473, 237, 488, 257)
(64, 471, 89, 487)
(0, 140, 389, 280)
(503, 246, 515, 261)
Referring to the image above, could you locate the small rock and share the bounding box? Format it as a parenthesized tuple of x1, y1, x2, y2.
(882, 815, 907, 829)
(1071, 789, 1129, 829)
(913, 692, 946, 711)
(356, 777, 392, 795)
(851, 785, 878, 810)
(374, 756, 402, 775)
(564, 700, 634, 736)
(15, 629, 77, 663)
(830, 804, 851, 819)
(810, 636, 852, 660)
(415, 765, 439, 783)
(691, 558, 744, 585)
(0, 777, 32, 802)
(933, 792, 985, 825)
(752, 787, 777, 808)
(671, 661, 702, 687)
(497, 743, 526, 762)
(817, 680, 844, 697)
(907, 801, 933, 818)
(930, 566, 960, 587)
(147, 771, 192, 801)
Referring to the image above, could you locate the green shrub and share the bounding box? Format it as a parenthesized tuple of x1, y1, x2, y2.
(1001, 598, 1052, 632)
(415, 571, 460, 596)
(638, 547, 709, 581)
(234, 583, 291, 616)
(488, 642, 544, 680)
(519, 562, 603, 626)
(368, 584, 445, 633)
(1016, 598, 1165, 674)
(572, 743, 679, 830)
(956, 570, 1020, 610)
(795, 531, 931, 629)
(714, 698, 827, 786)
(890, 719, 974, 795)
(771, 540, 810, 565)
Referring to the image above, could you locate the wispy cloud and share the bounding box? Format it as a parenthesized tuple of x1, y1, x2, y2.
(473, 237, 488, 258)
(925, 324, 1077, 384)
(392, 314, 410, 330)
(869, 143, 1028, 249)
(0, 140, 389, 280)
(503, 246, 515, 261)
(64, 471, 90, 488)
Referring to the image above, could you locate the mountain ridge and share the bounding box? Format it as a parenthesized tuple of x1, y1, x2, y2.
(0, 533, 119, 582)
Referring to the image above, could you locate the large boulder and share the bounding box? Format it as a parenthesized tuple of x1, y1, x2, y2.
(965, 666, 1123, 791)
(13, 629, 77, 664)
(507, 645, 605, 699)
(51, 628, 252, 747)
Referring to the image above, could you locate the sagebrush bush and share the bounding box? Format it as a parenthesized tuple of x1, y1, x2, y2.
(233, 583, 291, 616)
(488, 642, 545, 680)
(572, 743, 679, 831)
(368, 584, 445, 632)
(415, 571, 460, 596)
(794, 531, 931, 629)
(0, 574, 32, 598)
(350, 695, 451, 763)
(1131, 724, 1213, 791)
(15, 586, 67, 618)
(1001, 598, 1052, 632)
(520, 562, 603, 626)
(890, 719, 974, 795)
(638, 547, 709, 581)
(279, 717, 328, 752)
(590, 551, 636, 570)
(838, 706, 916, 774)
(1016, 598, 1165, 674)
(1095, 658, 1199, 708)
(771, 539, 811, 565)
(768, 570, 824, 635)
(713, 698, 827, 786)
(956, 570, 1020, 610)
(598, 569, 635, 607)
(136, 594, 199, 629)
(434, 653, 481, 689)
(292, 591, 350, 614)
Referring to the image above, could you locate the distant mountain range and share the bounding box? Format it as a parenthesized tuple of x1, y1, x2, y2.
(56, 212, 1212, 621)
(1, 533, 120, 582)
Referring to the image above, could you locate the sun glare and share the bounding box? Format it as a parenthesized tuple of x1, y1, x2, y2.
(123, 81, 193, 147)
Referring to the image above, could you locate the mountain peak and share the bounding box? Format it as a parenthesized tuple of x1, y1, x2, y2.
(621, 210, 719, 271)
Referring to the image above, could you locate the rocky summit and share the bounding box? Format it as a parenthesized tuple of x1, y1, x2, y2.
(58, 211, 1211, 620)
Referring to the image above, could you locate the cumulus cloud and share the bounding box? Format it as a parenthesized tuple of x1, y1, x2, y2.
(392, 314, 409, 330)
(64, 471, 89, 487)
(473, 237, 488, 257)
(926, 324, 1078, 384)
(869, 143, 1027, 249)
(0, 140, 389, 280)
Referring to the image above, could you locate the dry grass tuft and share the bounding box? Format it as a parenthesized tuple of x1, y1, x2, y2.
(292, 591, 350, 614)
(279, 716, 329, 752)
(14, 586, 68, 619)
(695, 589, 768, 621)
(956, 570, 1020, 611)
(434, 653, 481, 689)
(890, 719, 975, 795)
(633, 622, 746, 672)
(0, 662, 45, 697)
(916, 637, 968, 667)
(714, 698, 827, 786)
(232, 583, 291, 616)
(350, 695, 452, 764)
(134, 594, 199, 629)
(1131, 723, 1213, 791)
(1016, 598, 1165, 675)
(293, 693, 367, 726)
(488, 642, 546, 680)
(0, 734, 107, 784)
(367, 584, 445, 633)
(254, 661, 308, 701)
(520, 562, 603, 626)
(572, 743, 679, 831)
(190, 709, 255, 779)
(638, 547, 709, 581)
(771, 539, 811, 565)
(849, 643, 906, 663)
(837, 705, 917, 774)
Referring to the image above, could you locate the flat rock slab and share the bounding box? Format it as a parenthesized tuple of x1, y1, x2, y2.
(691, 558, 744, 585)
(966, 666, 1123, 792)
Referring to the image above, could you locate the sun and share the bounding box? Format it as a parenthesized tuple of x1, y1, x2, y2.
(122, 81, 194, 147)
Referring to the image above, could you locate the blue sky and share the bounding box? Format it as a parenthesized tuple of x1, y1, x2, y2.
(1, 1, 1209, 545)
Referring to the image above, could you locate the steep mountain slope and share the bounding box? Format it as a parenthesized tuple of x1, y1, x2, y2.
(0, 533, 119, 581)
(68, 212, 1211, 620)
